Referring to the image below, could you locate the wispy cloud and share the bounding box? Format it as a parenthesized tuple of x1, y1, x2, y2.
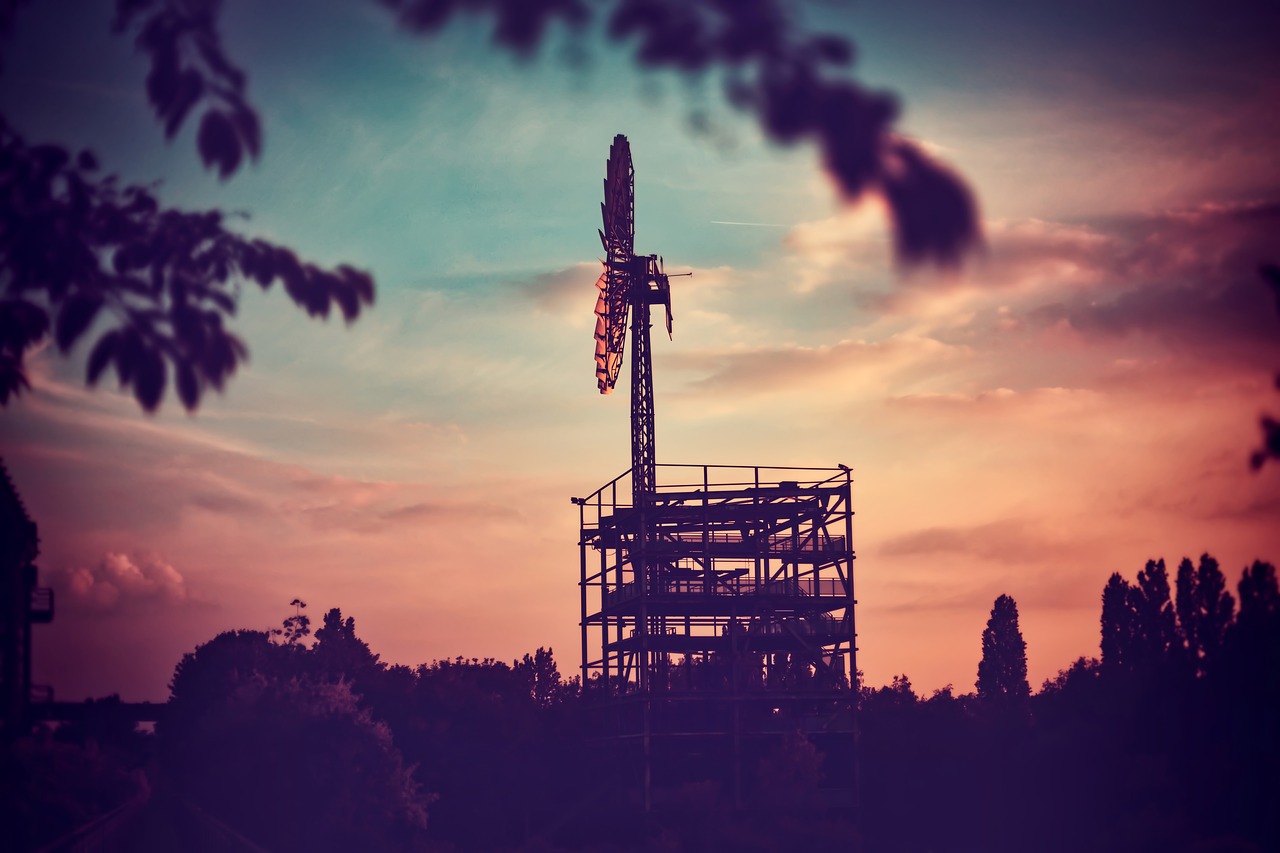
(1016, 200, 1280, 365)
(710, 220, 790, 228)
(510, 262, 603, 314)
(881, 518, 1093, 565)
(668, 335, 965, 400)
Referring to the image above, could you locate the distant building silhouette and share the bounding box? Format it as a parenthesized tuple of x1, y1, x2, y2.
(0, 457, 53, 736)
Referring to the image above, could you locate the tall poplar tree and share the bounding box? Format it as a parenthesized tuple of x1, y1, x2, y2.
(1176, 554, 1236, 675)
(1100, 572, 1136, 670)
(977, 594, 1030, 704)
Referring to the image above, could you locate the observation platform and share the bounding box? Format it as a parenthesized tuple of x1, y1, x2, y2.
(574, 464, 856, 701)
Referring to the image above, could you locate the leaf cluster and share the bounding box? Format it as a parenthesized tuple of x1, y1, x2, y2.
(1251, 263, 1280, 470)
(114, 0, 261, 179)
(0, 120, 373, 411)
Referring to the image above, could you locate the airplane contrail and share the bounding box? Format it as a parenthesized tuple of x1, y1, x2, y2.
(710, 220, 790, 228)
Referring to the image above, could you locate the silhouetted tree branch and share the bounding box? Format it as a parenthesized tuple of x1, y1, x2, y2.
(381, 0, 980, 264)
(113, 0, 262, 179)
(0, 120, 374, 410)
(274, 598, 310, 646)
(1251, 263, 1280, 470)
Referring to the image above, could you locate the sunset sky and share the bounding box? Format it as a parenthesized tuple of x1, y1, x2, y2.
(2, 0, 1278, 702)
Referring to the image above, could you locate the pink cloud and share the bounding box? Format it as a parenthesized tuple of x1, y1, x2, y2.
(59, 551, 189, 610)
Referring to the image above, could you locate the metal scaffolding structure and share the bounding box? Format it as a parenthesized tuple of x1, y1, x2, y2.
(574, 463, 856, 807)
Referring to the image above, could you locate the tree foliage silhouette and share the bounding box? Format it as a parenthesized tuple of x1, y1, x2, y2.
(375, 0, 980, 263)
(1175, 553, 1236, 676)
(57, 568, 1279, 852)
(1084, 555, 1280, 852)
(1221, 560, 1280, 697)
(1100, 571, 1136, 671)
(312, 606, 381, 689)
(160, 627, 432, 852)
(1252, 263, 1280, 469)
(0, 0, 979, 412)
(755, 729, 824, 813)
(275, 598, 310, 645)
(976, 593, 1029, 705)
(1102, 559, 1181, 675)
(0, 118, 375, 411)
(514, 645, 569, 707)
(1132, 558, 1178, 667)
(1234, 560, 1280, 638)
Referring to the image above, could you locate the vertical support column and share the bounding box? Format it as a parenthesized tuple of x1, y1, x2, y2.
(601, 523, 610, 697)
(635, 478, 652, 812)
(753, 466, 762, 587)
(579, 500, 589, 692)
(842, 466, 860, 823)
(605, 487, 616, 697)
(701, 466, 711, 594)
(629, 273, 656, 812)
(630, 264, 656, 502)
(731, 607, 743, 810)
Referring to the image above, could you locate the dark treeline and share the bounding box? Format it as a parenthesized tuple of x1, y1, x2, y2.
(861, 555, 1280, 853)
(6, 555, 1279, 852)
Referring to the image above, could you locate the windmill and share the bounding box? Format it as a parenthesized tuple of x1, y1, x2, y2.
(577, 136, 857, 813)
(593, 134, 678, 505)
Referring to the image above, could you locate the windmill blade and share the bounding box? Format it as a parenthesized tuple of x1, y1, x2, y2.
(604, 134, 635, 258)
(594, 270, 609, 339)
(594, 134, 636, 394)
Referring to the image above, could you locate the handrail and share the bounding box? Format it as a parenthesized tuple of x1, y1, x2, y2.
(574, 463, 851, 505)
(603, 576, 846, 607)
(648, 532, 847, 553)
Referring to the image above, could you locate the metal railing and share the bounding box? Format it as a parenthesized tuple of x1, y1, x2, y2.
(29, 586, 54, 623)
(625, 615, 844, 639)
(603, 576, 846, 607)
(649, 531, 846, 554)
